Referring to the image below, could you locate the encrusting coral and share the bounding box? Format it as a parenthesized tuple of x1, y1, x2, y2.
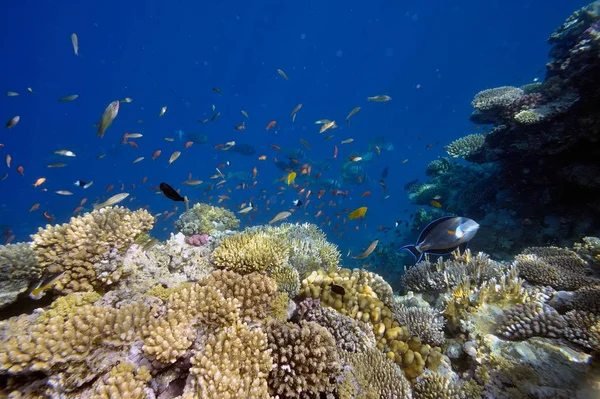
(175, 202, 240, 236)
(30, 206, 154, 294)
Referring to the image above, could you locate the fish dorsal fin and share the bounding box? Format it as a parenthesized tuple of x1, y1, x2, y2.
(416, 216, 457, 244)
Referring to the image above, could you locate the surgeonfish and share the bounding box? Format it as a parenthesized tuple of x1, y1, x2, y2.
(400, 216, 479, 263)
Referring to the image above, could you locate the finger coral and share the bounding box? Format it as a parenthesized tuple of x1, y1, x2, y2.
(190, 321, 273, 399)
(175, 202, 239, 236)
(91, 362, 151, 399)
(266, 319, 341, 398)
(496, 302, 566, 340)
(211, 231, 288, 274)
(31, 206, 154, 294)
(0, 243, 41, 309)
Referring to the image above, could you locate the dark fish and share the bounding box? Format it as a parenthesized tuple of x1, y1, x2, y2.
(160, 182, 185, 202)
(381, 166, 389, 179)
(400, 216, 480, 263)
(330, 283, 345, 296)
(293, 199, 302, 207)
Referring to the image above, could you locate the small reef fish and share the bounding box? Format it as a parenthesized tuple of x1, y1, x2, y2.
(400, 216, 480, 263)
(299, 139, 311, 150)
(54, 150, 76, 157)
(367, 95, 392, 102)
(97, 101, 119, 138)
(33, 177, 46, 187)
(341, 138, 354, 144)
(346, 107, 361, 125)
(120, 97, 133, 103)
(352, 240, 379, 259)
(348, 207, 368, 220)
(5, 116, 20, 128)
(238, 203, 254, 214)
(212, 87, 222, 94)
(266, 121, 276, 130)
(133, 157, 145, 163)
(55, 190, 73, 196)
(158, 106, 167, 117)
(29, 271, 65, 299)
(269, 211, 291, 224)
(6, 91, 19, 97)
(71, 33, 79, 56)
(277, 68, 289, 80)
(182, 180, 203, 186)
(319, 120, 337, 134)
(287, 172, 296, 185)
(93, 193, 129, 209)
(125, 133, 143, 139)
(315, 119, 331, 125)
(290, 103, 302, 120)
(241, 110, 249, 118)
(160, 182, 189, 211)
(58, 94, 78, 102)
(169, 151, 181, 164)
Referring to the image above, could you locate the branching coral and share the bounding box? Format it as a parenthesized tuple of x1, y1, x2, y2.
(91, 362, 151, 399)
(190, 321, 273, 399)
(445, 134, 486, 160)
(0, 243, 41, 308)
(175, 202, 239, 236)
(413, 371, 465, 399)
(30, 206, 154, 294)
(339, 347, 412, 399)
(296, 298, 375, 352)
(496, 302, 566, 340)
(394, 306, 446, 347)
(266, 319, 341, 398)
(514, 246, 597, 290)
(211, 231, 288, 274)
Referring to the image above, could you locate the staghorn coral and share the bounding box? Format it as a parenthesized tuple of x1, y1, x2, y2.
(300, 268, 442, 379)
(211, 230, 288, 274)
(514, 246, 597, 290)
(198, 269, 279, 322)
(564, 310, 600, 351)
(175, 202, 239, 236)
(296, 298, 376, 352)
(413, 371, 464, 399)
(91, 362, 151, 399)
(496, 302, 566, 340)
(30, 206, 154, 294)
(394, 306, 446, 347)
(0, 243, 41, 309)
(190, 321, 273, 399)
(339, 347, 412, 399)
(445, 134, 486, 160)
(266, 319, 341, 398)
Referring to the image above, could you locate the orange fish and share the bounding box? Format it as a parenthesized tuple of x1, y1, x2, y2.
(29, 203, 40, 212)
(73, 206, 83, 215)
(152, 150, 161, 160)
(33, 177, 46, 187)
(80, 198, 88, 206)
(142, 176, 148, 184)
(253, 167, 258, 179)
(17, 166, 24, 176)
(430, 200, 443, 208)
(105, 184, 114, 192)
(184, 141, 193, 148)
(266, 121, 276, 130)
(258, 155, 267, 160)
(43, 211, 53, 222)
(128, 141, 138, 148)
(270, 144, 281, 151)
(361, 191, 371, 197)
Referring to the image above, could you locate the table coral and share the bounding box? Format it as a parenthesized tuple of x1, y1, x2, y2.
(30, 206, 154, 294)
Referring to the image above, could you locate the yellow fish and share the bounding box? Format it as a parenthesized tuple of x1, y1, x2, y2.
(29, 272, 65, 299)
(348, 206, 368, 220)
(287, 171, 296, 185)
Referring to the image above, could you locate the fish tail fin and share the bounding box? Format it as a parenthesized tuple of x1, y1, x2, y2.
(400, 245, 421, 261)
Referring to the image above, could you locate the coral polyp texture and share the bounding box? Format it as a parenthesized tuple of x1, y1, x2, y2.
(175, 202, 240, 236)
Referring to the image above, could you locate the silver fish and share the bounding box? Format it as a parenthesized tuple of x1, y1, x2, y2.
(71, 33, 79, 56)
(97, 101, 119, 138)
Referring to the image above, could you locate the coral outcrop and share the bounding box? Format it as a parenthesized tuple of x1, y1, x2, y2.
(175, 202, 240, 236)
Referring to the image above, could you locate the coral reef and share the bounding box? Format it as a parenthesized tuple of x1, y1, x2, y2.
(497, 302, 566, 340)
(394, 306, 446, 347)
(0, 243, 41, 309)
(175, 202, 239, 236)
(30, 206, 154, 295)
(445, 133, 486, 160)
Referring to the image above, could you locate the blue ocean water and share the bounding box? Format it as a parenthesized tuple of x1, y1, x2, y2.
(0, 0, 586, 266)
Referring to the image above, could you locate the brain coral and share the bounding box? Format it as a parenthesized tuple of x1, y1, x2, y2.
(445, 133, 486, 160)
(175, 202, 240, 236)
(31, 206, 154, 294)
(266, 319, 341, 398)
(0, 243, 41, 308)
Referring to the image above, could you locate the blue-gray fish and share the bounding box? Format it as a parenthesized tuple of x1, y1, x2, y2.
(400, 216, 479, 263)
(97, 101, 119, 138)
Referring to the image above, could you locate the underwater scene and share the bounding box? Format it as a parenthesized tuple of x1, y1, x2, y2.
(1, 0, 600, 398)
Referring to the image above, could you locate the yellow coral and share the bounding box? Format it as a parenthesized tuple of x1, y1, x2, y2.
(175, 202, 240, 236)
(31, 206, 154, 294)
(92, 362, 151, 399)
(300, 268, 442, 379)
(190, 321, 273, 399)
(211, 231, 288, 274)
